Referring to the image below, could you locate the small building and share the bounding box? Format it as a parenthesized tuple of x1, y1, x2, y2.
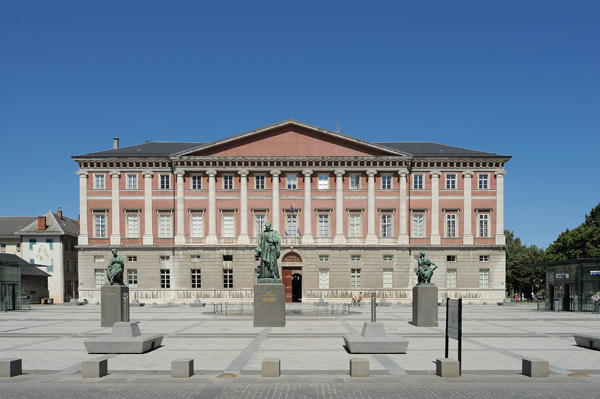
(0, 254, 22, 311)
(0, 216, 37, 256)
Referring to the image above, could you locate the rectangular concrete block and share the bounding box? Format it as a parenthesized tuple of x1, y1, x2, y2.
(261, 358, 280, 377)
(0, 358, 22, 378)
(172, 358, 194, 378)
(350, 357, 369, 377)
(436, 358, 459, 377)
(522, 358, 549, 377)
(412, 285, 439, 327)
(82, 358, 108, 378)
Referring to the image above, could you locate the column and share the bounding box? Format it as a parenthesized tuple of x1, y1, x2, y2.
(302, 169, 314, 244)
(175, 169, 186, 245)
(206, 169, 218, 245)
(334, 169, 346, 244)
(495, 170, 507, 245)
(462, 170, 474, 245)
(77, 171, 89, 245)
(366, 169, 378, 244)
(110, 171, 121, 245)
(270, 170, 281, 232)
(142, 171, 154, 245)
(238, 169, 250, 244)
(398, 168, 409, 245)
(430, 170, 441, 245)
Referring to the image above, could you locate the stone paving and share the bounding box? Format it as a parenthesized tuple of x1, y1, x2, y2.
(1, 302, 600, 398)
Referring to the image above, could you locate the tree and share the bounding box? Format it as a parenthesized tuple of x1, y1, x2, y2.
(545, 203, 600, 261)
(505, 229, 545, 298)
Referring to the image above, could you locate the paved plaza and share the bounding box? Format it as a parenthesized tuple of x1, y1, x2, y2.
(2, 301, 600, 398)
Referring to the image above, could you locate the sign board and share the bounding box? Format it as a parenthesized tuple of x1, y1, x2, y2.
(591, 271, 600, 276)
(448, 299, 460, 340)
(555, 273, 568, 278)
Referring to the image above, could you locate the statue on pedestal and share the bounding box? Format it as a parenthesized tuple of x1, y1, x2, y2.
(106, 249, 125, 285)
(416, 250, 437, 285)
(255, 221, 281, 280)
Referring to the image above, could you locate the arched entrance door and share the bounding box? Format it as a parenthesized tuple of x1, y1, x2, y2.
(281, 252, 302, 303)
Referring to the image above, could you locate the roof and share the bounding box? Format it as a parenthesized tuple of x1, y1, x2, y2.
(376, 142, 508, 158)
(73, 142, 201, 159)
(0, 217, 37, 238)
(17, 211, 79, 237)
(0, 254, 51, 277)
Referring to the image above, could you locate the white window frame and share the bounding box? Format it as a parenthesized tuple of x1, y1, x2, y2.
(445, 173, 456, 190)
(445, 212, 458, 238)
(478, 213, 490, 238)
(478, 173, 489, 190)
(383, 255, 393, 261)
(158, 212, 173, 238)
(94, 212, 107, 238)
(319, 255, 329, 262)
(253, 211, 267, 237)
(222, 174, 234, 190)
(413, 173, 424, 189)
(286, 174, 297, 189)
(191, 269, 201, 289)
(349, 173, 361, 190)
(159, 174, 171, 190)
(380, 212, 393, 237)
(126, 212, 140, 238)
(191, 173, 203, 190)
(128, 269, 138, 288)
(348, 212, 362, 238)
(383, 269, 393, 288)
(94, 269, 105, 288)
(94, 174, 106, 190)
(285, 211, 299, 238)
(351, 268, 361, 288)
(447, 269, 457, 288)
(190, 212, 204, 238)
(160, 269, 171, 288)
(411, 212, 426, 238)
(223, 269, 233, 288)
(221, 212, 236, 237)
(318, 174, 329, 189)
(126, 174, 138, 190)
(317, 212, 330, 237)
(479, 269, 489, 288)
(254, 174, 266, 190)
(319, 269, 329, 289)
(381, 174, 393, 190)
(480, 255, 490, 262)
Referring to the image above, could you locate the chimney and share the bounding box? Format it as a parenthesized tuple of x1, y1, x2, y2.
(113, 137, 120, 149)
(38, 217, 46, 231)
(78, 215, 80, 227)
(57, 207, 63, 219)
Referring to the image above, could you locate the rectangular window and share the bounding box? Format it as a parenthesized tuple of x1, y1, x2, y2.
(94, 255, 104, 263)
(351, 255, 361, 261)
(319, 269, 329, 289)
(413, 174, 424, 189)
(223, 254, 233, 261)
(285, 212, 299, 237)
(381, 174, 392, 190)
(478, 173, 489, 189)
(447, 269, 457, 288)
(191, 269, 201, 288)
(128, 256, 138, 262)
(381, 213, 393, 237)
(317, 213, 330, 237)
(95, 214, 107, 238)
(66, 260, 71, 273)
(0, 244, 5, 253)
(160, 174, 171, 190)
(446, 174, 456, 189)
(480, 255, 490, 262)
(479, 269, 489, 288)
(348, 213, 361, 237)
(191, 255, 201, 262)
(127, 174, 138, 189)
(191, 213, 204, 237)
(318, 174, 329, 189)
(412, 213, 425, 237)
(223, 174, 234, 190)
(383, 269, 393, 288)
(445, 214, 457, 237)
(126, 213, 139, 238)
(95, 269, 105, 288)
(74, 261, 77, 274)
(253, 213, 266, 237)
(127, 269, 138, 288)
(29, 239, 36, 250)
(349, 174, 361, 189)
(223, 269, 233, 288)
(319, 255, 329, 262)
(94, 174, 105, 189)
(286, 174, 297, 189)
(159, 213, 172, 238)
(447, 255, 456, 262)
(191, 174, 203, 190)
(160, 269, 170, 288)
(255, 175, 265, 190)
(222, 213, 235, 237)
(383, 255, 393, 261)
(351, 268, 361, 288)
(478, 214, 489, 238)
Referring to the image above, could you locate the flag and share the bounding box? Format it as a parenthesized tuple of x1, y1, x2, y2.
(290, 204, 295, 215)
(297, 228, 301, 237)
(284, 229, 288, 237)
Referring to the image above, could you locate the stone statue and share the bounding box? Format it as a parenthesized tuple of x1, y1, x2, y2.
(255, 221, 281, 280)
(106, 249, 125, 285)
(416, 250, 437, 285)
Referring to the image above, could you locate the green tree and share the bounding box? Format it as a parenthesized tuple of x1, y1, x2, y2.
(545, 203, 600, 261)
(505, 229, 545, 298)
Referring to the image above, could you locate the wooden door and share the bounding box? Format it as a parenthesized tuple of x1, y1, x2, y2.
(282, 268, 293, 303)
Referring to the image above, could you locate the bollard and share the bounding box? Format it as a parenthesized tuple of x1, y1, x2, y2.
(371, 292, 376, 322)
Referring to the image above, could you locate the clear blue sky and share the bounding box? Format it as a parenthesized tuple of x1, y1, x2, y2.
(1, 1, 598, 249)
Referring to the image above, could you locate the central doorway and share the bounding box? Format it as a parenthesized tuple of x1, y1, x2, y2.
(282, 267, 302, 303)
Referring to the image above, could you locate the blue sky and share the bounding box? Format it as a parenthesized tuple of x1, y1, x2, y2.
(1, 1, 598, 249)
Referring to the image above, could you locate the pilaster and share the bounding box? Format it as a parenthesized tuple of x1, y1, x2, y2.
(301, 169, 314, 244)
(77, 170, 89, 245)
(462, 170, 473, 245)
(110, 171, 121, 245)
(398, 168, 409, 245)
(334, 169, 346, 244)
(206, 169, 218, 245)
(238, 169, 250, 244)
(142, 171, 154, 245)
(495, 170, 507, 245)
(174, 169, 186, 245)
(430, 170, 441, 245)
(366, 169, 378, 245)
(271, 170, 281, 233)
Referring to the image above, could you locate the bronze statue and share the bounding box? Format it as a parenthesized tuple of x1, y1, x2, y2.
(255, 221, 281, 280)
(416, 250, 437, 285)
(106, 249, 125, 285)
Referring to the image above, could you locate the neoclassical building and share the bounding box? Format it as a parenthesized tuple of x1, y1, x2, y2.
(73, 120, 510, 304)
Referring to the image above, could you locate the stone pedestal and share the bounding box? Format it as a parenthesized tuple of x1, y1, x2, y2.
(101, 285, 130, 327)
(254, 283, 285, 327)
(84, 322, 164, 354)
(412, 284, 438, 327)
(343, 322, 409, 353)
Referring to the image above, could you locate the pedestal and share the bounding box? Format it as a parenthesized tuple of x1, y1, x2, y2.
(254, 283, 286, 327)
(101, 285, 130, 327)
(412, 285, 438, 327)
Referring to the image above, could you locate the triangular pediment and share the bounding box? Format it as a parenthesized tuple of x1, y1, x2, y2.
(174, 120, 405, 158)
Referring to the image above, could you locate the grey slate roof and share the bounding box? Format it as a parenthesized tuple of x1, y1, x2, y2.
(17, 212, 79, 237)
(0, 217, 37, 238)
(375, 142, 508, 158)
(72, 142, 202, 159)
(0, 253, 50, 276)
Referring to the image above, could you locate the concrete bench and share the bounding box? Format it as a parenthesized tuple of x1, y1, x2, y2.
(574, 334, 600, 350)
(350, 358, 369, 377)
(172, 358, 194, 378)
(436, 358, 459, 377)
(0, 358, 22, 378)
(82, 358, 108, 378)
(262, 358, 280, 377)
(522, 358, 549, 377)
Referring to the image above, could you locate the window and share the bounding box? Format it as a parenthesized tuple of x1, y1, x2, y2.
(94, 255, 104, 263)
(445, 213, 457, 237)
(351, 268, 361, 288)
(160, 269, 170, 288)
(191, 255, 201, 262)
(160, 174, 171, 190)
(223, 254, 233, 261)
(478, 173, 489, 189)
(127, 174, 138, 189)
(160, 255, 170, 265)
(253, 213, 266, 237)
(319, 269, 329, 289)
(351, 255, 361, 261)
(285, 212, 299, 237)
(223, 269, 233, 288)
(383, 255, 393, 261)
(191, 269, 201, 288)
(191, 213, 204, 237)
(348, 213, 361, 237)
(191, 174, 202, 190)
(412, 213, 425, 237)
(94, 214, 107, 238)
(447, 255, 456, 262)
(94, 174, 105, 189)
(29, 239, 36, 250)
(478, 213, 490, 237)
(255, 175, 265, 190)
(413, 174, 424, 189)
(128, 269, 138, 288)
(318, 174, 329, 189)
(286, 174, 297, 189)
(159, 213, 172, 238)
(479, 269, 489, 288)
(445, 174, 456, 189)
(66, 260, 71, 273)
(223, 174, 234, 190)
(0, 244, 5, 253)
(381, 174, 392, 190)
(222, 213, 235, 237)
(95, 269, 105, 288)
(74, 261, 77, 274)
(480, 255, 490, 262)
(383, 269, 393, 288)
(349, 174, 361, 189)
(128, 256, 138, 262)
(317, 213, 330, 237)
(381, 213, 393, 237)
(319, 255, 329, 262)
(126, 213, 139, 238)
(447, 269, 457, 288)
